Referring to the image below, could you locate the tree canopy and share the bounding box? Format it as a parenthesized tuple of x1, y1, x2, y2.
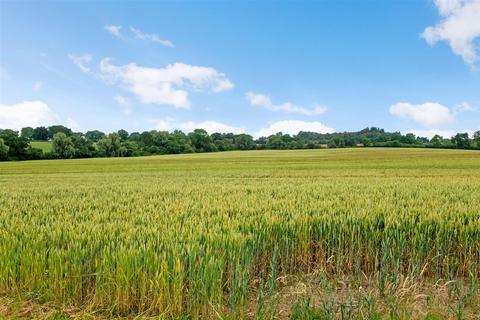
(0, 126, 478, 161)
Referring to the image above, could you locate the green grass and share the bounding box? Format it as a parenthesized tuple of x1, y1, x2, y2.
(30, 140, 53, 153)
(0, 148, 479, 319)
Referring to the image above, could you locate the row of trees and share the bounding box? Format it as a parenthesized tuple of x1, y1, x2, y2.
(1, 126, 479, 161)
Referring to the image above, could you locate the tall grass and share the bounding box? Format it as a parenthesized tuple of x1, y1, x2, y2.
(0, 148, 479, 317)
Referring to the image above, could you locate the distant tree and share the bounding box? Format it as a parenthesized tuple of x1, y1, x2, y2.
(48, 125, 72, 138)
(430, 135, 444, 147)
(235, 134, 255, 150)
(32, 126, 50, 140)
(451, 133, 470, 149)
(327, 140, 337, 148)
(85, 130, 106, 142)
(473, 131, 480, 149)
(117, 129, 129, 141)
(0, 138, 9, 160)
(71, 136, 95, 158)
(52, 132, 75, 159)
(97, 133, 122, 156)
(400, 133, 417, 145)
(0, 130, 29, 159)
(266, 134, 287, 149)
(20, 127, 34, 140)
(128, 132, 142, 142)
(25, 147, 44, 160)
(189, 129, 215, 152)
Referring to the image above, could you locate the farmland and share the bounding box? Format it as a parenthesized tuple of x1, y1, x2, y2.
(0, 148, 479, 319)
(30, 140, 53, 153)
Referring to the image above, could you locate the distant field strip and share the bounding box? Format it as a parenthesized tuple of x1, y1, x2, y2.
(0, 148, 479, 318)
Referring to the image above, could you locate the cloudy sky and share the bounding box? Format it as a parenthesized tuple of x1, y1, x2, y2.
(0, 0, 479, 138)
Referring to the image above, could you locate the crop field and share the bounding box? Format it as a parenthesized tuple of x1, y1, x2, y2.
(0, 148, 479, 319)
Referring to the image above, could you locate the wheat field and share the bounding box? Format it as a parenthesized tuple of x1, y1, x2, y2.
(0, 148, 479, 319)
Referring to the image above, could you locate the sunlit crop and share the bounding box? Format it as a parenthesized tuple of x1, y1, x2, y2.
(0, 148, 479, 318)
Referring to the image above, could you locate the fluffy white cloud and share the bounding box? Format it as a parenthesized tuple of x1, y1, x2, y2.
(114, 95, 132, 115)
(100, 59, 234, 108)
(246, 92, 328, 115)
(0, 101, 59, 130)
(151, 118, 245, 134)
(389, 102, 456, 127)
(254, 120, 335, 138)
(130, 27, 174, 48)
(422, 0, 480, 65)
(104, 25, 122, 38)
(68, 54, 93, 73)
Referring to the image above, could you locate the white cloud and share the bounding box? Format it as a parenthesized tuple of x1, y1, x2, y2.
(114, 95, 132, 115)
(65, 117, 79, 131)
(254, 120, 335, 138)
(0, 101, 59, 130)
(151, 118, 245, 134)
(68, 54, 93, 73)
(100, 58, 234, 108)
(33, 81, 42, 92)
(422, 0, 480, 65)
(104, 25, 122, 38)
(130, 26, 174, 48)
(246, 92, 328, 115)
(454, 101, 477, 113)
(389, 102, 456, 127)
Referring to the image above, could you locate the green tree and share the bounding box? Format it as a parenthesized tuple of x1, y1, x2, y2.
(430, 134, 444, 147)
(0, 138, 9, 160)
(20, 127, 34, 140)
(473, 131, 480, 149)
(188, 129, 215, 152)
(235, 134, 255, 150)
(71, 136, 95, 158)
(32, 126, 49, 140)
(451, 133, 470, 149)
(0, 130, 29, 159)
(52, 132, 75, 159)
(48, 125, 72, 138)
(97, 133, 122, 156)
(85, 130, 106, 142)
(117, 129, 129, 141)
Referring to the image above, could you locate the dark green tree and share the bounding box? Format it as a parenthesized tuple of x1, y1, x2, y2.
(451, 133, 470, 149)
(473, 131, 480, 149)
(32, 126, 49, 140)
(189, 129, 215, 152)
(0, 130, 29, 159)
(235, 134, 255, 150)
(20, 127, 34, 140)
(85, 130, 106, 142)
(117, 129, 129, 141)
(0, 138, 9, 160)
(48, 125, 72, 138)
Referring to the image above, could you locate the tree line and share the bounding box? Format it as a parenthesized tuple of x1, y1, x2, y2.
(0, 125, 479, 161)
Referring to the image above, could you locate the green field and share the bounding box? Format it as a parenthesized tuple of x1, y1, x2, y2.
(30, 140, 53, 153)
(0, 148, 479, 319)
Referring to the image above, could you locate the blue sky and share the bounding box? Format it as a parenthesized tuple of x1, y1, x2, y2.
(0, 0, 479, 138)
